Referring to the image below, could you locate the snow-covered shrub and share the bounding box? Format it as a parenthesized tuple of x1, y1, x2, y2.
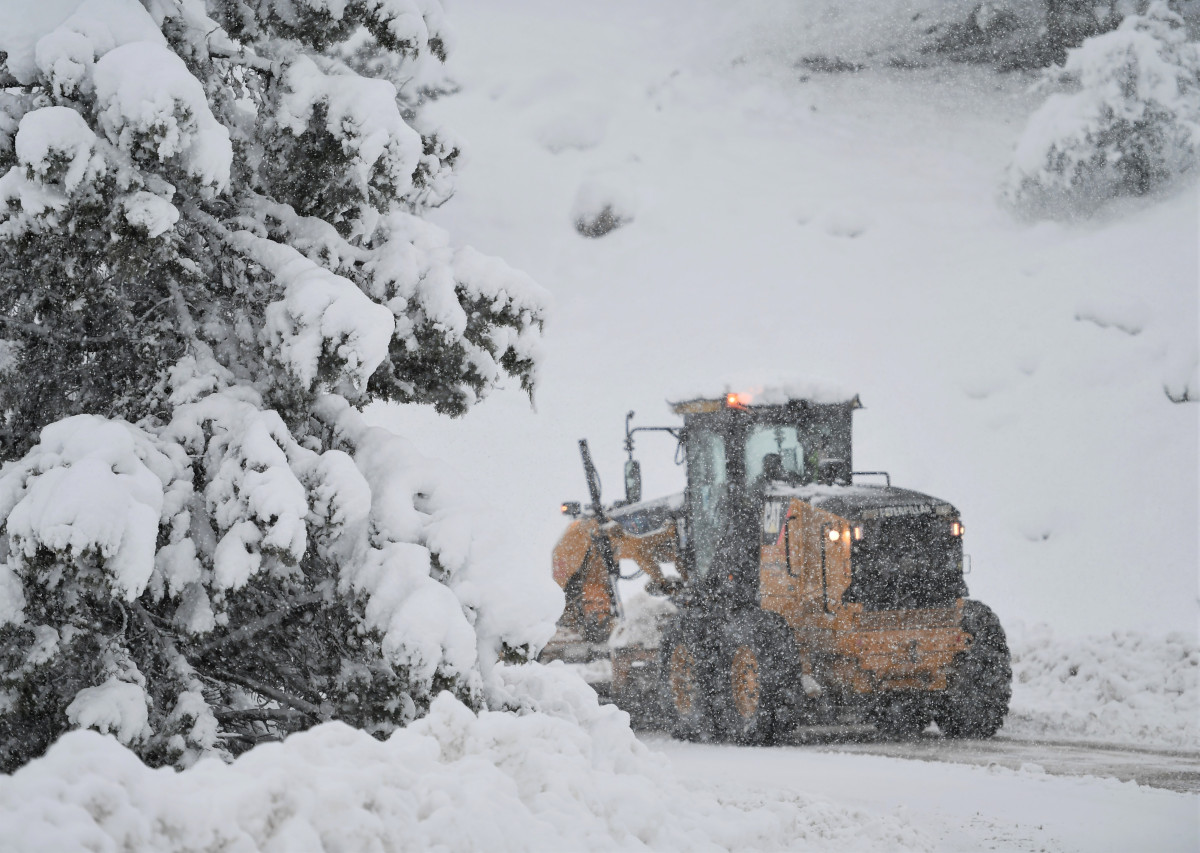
(1004, 3, 1200, 213)
(0, 0, 551, 771)
(572, 176, 637, 238)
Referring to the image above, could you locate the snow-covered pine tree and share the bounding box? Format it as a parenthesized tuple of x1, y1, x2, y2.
(0, 0, 548, 770)
(1004, 2, 1200, 213)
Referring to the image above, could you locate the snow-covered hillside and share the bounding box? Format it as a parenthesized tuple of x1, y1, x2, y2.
(374, 0, 1198, 639)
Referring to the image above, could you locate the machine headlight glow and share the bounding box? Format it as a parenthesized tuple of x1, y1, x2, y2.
(828, 528, 841, 542)
(951, 521, 963, 537)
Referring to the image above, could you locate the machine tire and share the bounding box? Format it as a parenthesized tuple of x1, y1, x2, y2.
(871, 693, 932, 738)
(710, 612, 797, 745)
(660, 624, 714, 741)
(935, 600, 1012, 739)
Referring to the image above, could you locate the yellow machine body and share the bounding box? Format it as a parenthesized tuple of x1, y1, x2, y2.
(550, 498, 968, 698)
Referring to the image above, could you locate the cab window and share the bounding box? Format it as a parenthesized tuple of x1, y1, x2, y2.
(744, 424, 804, 485)
(686, 428, 727, 577)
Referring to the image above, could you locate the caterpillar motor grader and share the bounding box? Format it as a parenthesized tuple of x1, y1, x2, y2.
(540, 388, 1012, 743)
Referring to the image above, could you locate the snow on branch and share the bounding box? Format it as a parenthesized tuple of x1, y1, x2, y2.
(0, 416, 191, 603)
(93, 42, 232, 189)
(231, 230, 396, 398)
(277, 54, 423, 194)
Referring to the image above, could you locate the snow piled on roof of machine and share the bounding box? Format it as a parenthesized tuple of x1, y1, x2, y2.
(668, 379, 859, 408)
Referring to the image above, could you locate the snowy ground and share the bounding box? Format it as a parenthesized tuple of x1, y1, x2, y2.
(791, 731, 1200, 794)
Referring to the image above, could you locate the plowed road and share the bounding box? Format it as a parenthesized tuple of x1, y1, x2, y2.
(787, 728, 1200, 794)
(641, 731, 1200, 852)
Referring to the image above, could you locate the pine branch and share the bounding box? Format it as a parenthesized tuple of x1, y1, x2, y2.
(128, 601, 176, 665)
(0, 316, 123, 345)
(192, 591, 325, 659)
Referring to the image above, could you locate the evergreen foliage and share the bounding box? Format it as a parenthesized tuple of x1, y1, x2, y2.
(0, 0, 547, 770)
(1004, 2, 1200, 213)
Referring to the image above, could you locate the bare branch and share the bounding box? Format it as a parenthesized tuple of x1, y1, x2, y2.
(198, 665, 325, 719)
(215, 707, 309, 724)
(129, 601, 168, 645)
(207, 44, 278, 76)
(168, 280, 198, 338)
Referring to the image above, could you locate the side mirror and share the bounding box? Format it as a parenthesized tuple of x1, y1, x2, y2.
(624, 459, 642, 504)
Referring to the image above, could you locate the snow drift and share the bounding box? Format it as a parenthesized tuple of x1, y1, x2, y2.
(1005, 626, 1199, 750)
(0, 664, 925, 853)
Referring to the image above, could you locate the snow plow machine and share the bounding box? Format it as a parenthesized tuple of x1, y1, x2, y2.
(540, 389, 1012, 743)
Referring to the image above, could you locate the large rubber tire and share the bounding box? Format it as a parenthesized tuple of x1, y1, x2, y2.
(871, 693, 932, 738)
(710, 612, 797, 745)
(935, 600, 1012, 739)
(660, 625, 715, 741)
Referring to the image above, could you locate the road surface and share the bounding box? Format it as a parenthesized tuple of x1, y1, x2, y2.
(775, 726, 1200, 794)
(640, 730, 1200, 852)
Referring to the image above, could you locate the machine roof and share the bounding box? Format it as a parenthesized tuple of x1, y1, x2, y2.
(669, 382, 861, 415)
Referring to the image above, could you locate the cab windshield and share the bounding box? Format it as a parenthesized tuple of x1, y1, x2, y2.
(744, 424, 805, 486)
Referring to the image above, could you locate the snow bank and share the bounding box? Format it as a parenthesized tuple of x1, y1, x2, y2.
(1004, 626, 1199, 749)
(0, 664, 923, 852)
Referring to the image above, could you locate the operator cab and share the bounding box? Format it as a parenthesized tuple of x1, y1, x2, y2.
(667, 392, 860, 595)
